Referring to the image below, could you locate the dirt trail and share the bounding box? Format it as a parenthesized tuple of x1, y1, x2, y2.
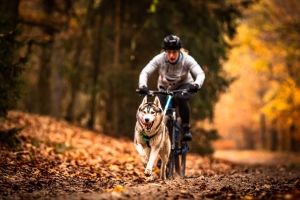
(57, 152, 300, 200)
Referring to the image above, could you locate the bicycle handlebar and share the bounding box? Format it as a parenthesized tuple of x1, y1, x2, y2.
(135, 88, 196, 96)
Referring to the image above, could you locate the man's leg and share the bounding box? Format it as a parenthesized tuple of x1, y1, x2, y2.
(174, 84, 194, 141)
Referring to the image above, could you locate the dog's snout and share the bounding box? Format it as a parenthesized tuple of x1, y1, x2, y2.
(145, 118, 149, 122)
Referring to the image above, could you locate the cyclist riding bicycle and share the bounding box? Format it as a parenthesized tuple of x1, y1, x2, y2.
(138, 35, 205, 141)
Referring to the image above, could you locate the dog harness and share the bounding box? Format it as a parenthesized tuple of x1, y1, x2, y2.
(141, 131, 155, 148)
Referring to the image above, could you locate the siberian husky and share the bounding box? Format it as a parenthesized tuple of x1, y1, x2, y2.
(134, 96, 171, 180)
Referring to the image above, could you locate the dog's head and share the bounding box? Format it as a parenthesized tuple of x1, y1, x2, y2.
(137, 96, 163, 133)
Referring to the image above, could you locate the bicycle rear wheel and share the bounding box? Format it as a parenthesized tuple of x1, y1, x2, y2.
(181, 139, 189, 177)
(169, 149, 187, 177)
(166, 149, 175, 178)
(167, 130, 186, 178)
(174, 141, 181, 175)
(166, 115, 188, 178)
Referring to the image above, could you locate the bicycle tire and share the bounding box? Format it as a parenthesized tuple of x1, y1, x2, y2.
(174, 140, 181, 176)
(181, 150, 186, 177)
(175, 141, 187, 177)
(167, 123, 183, 178)
(167, 151, 182, 178)
(166, 149, 175, 178)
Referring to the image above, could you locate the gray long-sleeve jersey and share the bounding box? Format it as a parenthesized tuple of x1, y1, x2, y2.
(139, 52, 205, 90)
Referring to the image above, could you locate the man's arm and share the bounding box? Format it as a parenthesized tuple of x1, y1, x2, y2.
(139, 55, 161, 88)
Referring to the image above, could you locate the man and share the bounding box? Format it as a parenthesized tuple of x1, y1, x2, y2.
(138, 35, 205, 141)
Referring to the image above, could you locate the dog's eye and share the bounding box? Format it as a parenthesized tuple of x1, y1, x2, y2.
(150, 111, 155, 114)
(143, 111, 147, 114)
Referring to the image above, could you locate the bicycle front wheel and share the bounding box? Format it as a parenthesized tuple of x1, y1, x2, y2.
(180, 140, 188, 177)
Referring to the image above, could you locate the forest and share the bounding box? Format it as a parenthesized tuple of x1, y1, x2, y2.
(1, 0, 300, 154)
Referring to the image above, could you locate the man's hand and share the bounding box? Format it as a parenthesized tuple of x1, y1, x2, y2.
(139, 86, 149, 94)
(188, 84, 199, 93)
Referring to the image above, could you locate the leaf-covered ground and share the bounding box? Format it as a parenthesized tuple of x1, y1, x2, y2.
(0, 111, 300, 200)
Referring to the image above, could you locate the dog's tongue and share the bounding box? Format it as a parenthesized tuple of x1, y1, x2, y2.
(145, 123, 151, 129)
(139, 117, 152, 130)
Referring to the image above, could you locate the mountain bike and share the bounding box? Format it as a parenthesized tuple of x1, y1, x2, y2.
(137, 88, 194, 178)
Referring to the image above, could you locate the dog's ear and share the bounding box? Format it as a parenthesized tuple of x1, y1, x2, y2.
(142, 96, 147, 105)
(154, 96, 162, 108)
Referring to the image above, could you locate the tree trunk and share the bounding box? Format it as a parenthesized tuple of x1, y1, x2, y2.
(290, 124, 298, 152)
(51, 36, 65, 119)
(0, 0, 20, 34)
(38, 34, 54, 115)
(270, 119, 278, 151)
(0, 0, 21, 118)
(37, 0, 55, 115)
(65, 0, 93, 122)
(260, 113, 267, 150)
(65, 40, 83, 122)
(113, 0, 121, 135)
(88, 15, 104, 129)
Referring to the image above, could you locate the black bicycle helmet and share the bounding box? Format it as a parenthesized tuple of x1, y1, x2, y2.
(162, 35, 182, 50)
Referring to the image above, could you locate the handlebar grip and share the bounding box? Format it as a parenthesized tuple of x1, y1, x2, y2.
(136, 89, 150, 96)
(136, 88, 198, 95)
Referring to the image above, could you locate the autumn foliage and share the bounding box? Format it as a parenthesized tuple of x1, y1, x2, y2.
(0, 111, 143, 196)
(214, 0, 300, 152)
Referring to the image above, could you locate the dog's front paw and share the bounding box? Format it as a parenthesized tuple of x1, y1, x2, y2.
(144, 169, 152, 177)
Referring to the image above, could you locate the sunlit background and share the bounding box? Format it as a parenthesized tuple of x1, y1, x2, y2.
(213, 0, 300, 154)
